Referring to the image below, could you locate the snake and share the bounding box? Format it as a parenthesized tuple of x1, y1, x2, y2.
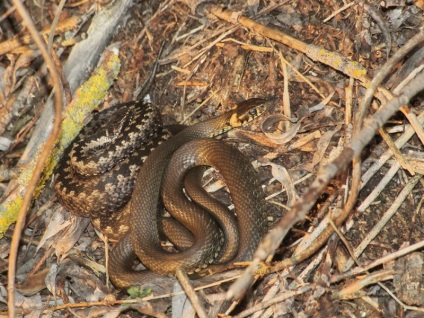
(109, 98, 271, 289)
(54, 96, 272, 289)
(54, 47, 165, 239)
(54, 101, 168, 239)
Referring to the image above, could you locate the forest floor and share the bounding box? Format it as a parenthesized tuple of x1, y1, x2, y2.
(1, 0, 424, 317)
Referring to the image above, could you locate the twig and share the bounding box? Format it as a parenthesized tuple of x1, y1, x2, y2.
(357, 113, 424, 212)
(328, 219, 358, 265)
(8, 0, 63, 316)
(47, 0, 67, 54)
(0, 48, 121, 237)
(176, 269, 208, 318)
(0, 16, 81, 55)
(363, 2, 392, 58)
(377, 127, 414, 174)
(266, 38, 328, 99)
(323, 2, 355, 22)
(234, 285, 312, 318)
(358, 161, 401, 213)
(203, 4, 369, 83)
(333, 269, 394, 300)
(227, 69, 424, 300)
(0, 5, 16, 23)
(342, 174, 422, 271)
(332, 239, 424, 283)
(355, 28, 424, 132)
(42, 270, 244, 313)
(377, 281, 424, 313)
(361, 111, 424, 187)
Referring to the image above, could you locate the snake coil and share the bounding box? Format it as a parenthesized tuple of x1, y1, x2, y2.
(54, 98, 272, 289)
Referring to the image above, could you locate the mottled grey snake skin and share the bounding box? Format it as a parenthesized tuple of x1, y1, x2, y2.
(54, 101, 169, 239)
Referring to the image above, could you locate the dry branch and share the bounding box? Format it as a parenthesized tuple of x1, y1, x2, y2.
(229, 46, 424, 303)
(0, 0, 132, 237)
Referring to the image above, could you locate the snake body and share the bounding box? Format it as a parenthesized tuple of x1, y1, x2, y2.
(162, 138, 268, 263)
(54, 101, 169, 239)
(109, 98, 271, 288)
(55, 97, 272, 289)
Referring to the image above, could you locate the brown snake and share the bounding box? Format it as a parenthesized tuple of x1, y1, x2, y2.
(109, 98, 272, 289)
(54, 95, 272, 289)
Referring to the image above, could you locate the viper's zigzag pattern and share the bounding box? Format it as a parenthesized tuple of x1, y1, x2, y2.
(54, 101, 170, 239)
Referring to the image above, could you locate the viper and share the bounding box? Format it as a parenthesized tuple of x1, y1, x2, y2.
(55, 96, 273, 289)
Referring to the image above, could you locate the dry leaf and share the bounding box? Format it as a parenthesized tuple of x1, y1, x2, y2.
(261, 114, 304, 145)
(16, 267, 50, 296)
(289, 130, 321, 151)
(54, 216, 90, 261)
(263, 162, 298, 207)
(300, 124, 342, 172)
(36, 209, 71, 253)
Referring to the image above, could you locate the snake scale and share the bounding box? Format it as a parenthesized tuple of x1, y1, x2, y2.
(54, 97, 272, 289)
(55, 101, 168, 239)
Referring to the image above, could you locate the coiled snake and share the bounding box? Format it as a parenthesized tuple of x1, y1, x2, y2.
(55, 97, 272, 289)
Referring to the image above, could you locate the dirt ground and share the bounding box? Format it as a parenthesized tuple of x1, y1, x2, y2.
(1, 0, 424, 317)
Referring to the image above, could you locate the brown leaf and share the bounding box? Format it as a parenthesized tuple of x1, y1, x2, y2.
(16, 267, 50, 296)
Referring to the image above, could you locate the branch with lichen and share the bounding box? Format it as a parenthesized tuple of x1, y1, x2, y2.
(0, 48, 121, 237)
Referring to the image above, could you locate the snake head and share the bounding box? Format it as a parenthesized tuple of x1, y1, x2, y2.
(229, 97, 274, 128)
